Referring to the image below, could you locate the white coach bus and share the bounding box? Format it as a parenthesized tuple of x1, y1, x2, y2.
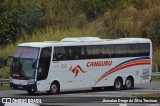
(4, 37, 152, 94)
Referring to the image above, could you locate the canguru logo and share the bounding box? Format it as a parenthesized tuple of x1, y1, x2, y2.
(87, 60, 112, 67)
(69, 65, 86, 78)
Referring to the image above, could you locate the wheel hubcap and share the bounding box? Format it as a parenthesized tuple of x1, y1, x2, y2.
(51, 84, 57, 93)
(126, 80, 131, 88)
(115, 81, 121, 88)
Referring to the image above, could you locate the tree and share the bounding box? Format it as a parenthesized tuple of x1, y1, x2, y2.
(0, 0, 19, 46)
(12, 3, 44, 35)
(150, 21, 160, 47)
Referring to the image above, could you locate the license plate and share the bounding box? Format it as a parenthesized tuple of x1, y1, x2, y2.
(18, 86, 23, 89)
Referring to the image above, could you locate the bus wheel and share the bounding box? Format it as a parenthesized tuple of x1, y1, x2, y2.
(114, 77, 123, 90)
(124, 77, 133, 90)
(49, 82, 59, 95)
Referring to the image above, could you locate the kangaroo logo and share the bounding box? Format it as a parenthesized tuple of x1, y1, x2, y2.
(69, 65, 86, 78)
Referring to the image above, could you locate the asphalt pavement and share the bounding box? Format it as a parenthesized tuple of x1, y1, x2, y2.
(0, 82, 160, 106)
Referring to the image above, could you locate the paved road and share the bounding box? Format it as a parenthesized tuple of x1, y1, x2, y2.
(0, 82, 160, 106)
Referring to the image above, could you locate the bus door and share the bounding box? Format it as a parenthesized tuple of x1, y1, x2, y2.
(37, 47, 52, 91)
(52, 47, 77, 90)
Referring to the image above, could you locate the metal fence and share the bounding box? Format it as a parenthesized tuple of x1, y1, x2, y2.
(152, 72, 160, 77)
(0, 79, 9, 86)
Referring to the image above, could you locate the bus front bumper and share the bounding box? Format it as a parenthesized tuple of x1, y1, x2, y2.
(10, 82, 37, 92)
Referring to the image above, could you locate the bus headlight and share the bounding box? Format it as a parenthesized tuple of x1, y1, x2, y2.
(27, 80, 35, 85)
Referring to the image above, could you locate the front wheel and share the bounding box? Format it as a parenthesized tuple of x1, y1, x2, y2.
(114, 77, 123, 90)
(49, 82, 59, 95)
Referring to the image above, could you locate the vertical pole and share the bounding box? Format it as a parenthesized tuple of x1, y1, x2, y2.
(3, 66, 5, 79)
(156, 63, 158, 78)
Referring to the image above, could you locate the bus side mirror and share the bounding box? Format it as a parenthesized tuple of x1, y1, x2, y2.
(3, 56, 13, 66)
(32, 59, 38, 69)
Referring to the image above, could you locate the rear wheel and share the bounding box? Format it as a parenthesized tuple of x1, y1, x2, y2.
(49, 82, 59, 95)
(114, 77, 123, 90)
(124, 77, 133, 90)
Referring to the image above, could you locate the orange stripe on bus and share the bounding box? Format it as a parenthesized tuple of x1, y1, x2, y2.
(94, 60, 150, 86)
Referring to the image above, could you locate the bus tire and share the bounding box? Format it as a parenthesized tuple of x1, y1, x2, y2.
(49, 82, 59, 95)
(114, 77, 123, 90)
(124, 77, 133, 90)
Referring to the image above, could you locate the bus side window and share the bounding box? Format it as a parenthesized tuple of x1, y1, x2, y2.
(100, 45, 114, 58)
(115, 44, 126, 57)
(67, 46, 82, 60)
(86, 46, 100, 59)
(81, 46, 87, 59)
(138, 43, 150, 56)
(126, 44, 138, 57)
(53, 47, 66, 61)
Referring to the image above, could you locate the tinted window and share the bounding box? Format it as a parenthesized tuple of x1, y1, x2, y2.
(53, 47, 66, 61)
(67, 46, 82, 60)
(100, 45, 114, 58)
(115, 45, 126, 57)
(37, 47, 52, 81)
(52, 43, 150, 61)
(138, 43, 150, 56)
(53, 46, 86, 61)
(86, 46, 100, 59)
(126, 44, 138, 57)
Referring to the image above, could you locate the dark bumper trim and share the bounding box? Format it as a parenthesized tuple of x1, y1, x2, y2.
(10, 82, 37, 92)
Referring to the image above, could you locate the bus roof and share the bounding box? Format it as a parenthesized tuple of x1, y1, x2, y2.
(18, 37, 151, 48)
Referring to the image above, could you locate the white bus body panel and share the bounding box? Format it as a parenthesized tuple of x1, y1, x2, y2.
(37, 57, 151, 92)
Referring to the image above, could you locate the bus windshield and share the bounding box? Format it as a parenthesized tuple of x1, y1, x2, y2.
(11, 47, 40, 80)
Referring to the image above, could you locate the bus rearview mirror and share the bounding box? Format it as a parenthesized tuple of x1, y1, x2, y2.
(3, 56, 13, 66)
